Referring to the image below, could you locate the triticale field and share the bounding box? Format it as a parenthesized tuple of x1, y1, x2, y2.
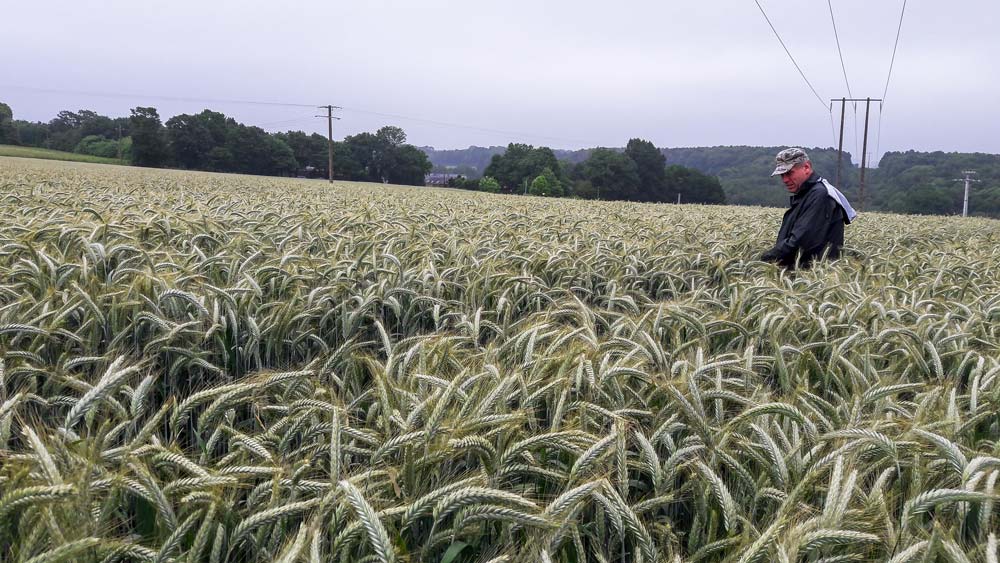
(2, 156, 1000, 562)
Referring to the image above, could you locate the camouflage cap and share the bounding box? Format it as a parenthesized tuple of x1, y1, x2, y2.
(771, 147, 810, 176)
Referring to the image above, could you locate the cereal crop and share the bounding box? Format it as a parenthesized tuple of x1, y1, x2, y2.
(2, 156, 1000, 562)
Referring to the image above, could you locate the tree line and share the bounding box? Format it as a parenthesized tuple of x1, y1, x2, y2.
(447, 140, 727, 204)
(0, 102, 432, 185)
(6, 100, 998, 215)
(2, 101, 727, 204)
(430, 143, 1000, 217)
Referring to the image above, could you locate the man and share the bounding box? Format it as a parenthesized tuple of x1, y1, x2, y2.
(761, 147, 857, 269)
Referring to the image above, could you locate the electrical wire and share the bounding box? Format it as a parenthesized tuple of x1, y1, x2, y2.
(255, 116, 322, 129)
(873, 0, 907, 165)
(0, 84, 317, 108)
(882, 0, 908, 102)
(337, 106, 600, 146)
(827, 0, 853, 99)
(828, 104, 838, 147)
(2, 83, 599, 146)
(826, 0, 860, 166)
(752, 0, 829, 111)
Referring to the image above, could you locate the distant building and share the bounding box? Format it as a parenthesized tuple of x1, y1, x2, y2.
(425, 172, 464, 186)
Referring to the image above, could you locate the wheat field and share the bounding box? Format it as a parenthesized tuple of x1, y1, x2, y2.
(1, 156, 1000, 562)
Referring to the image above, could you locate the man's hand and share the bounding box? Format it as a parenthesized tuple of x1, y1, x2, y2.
(760, 248, 780, 262)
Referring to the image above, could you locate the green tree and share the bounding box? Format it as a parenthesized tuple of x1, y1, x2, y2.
(376, 125, 407, 147)
(664, 165, 727, 204)
(483, 143, 562, 191)
(129, 107, 168, 167)
(332, 141, 363, 180)
(223, 124, 298, 176)
(205, 146, 234, 171)
(578, 148, 640, 200)
(276, 131, 329, 176)
(528, 167, 562, 197)
(624, 138, 668, 202)
(887, 183, 956, 215)
(447, 176, 480, 190)
(570, 180, 599, 199)
(77, 110, 116, 139)
(385, 144, 432, 186)
(44, 109, 119, 152)
(12, 121, 48, 147)
(47, 110, 85, 151)
(74, 135, 120, 159)
(478, 176, 500, 193)
(166, 114, 214, 169)
(196, 110, 234, 146)
(342, 126, 430, 185)
(529, 174, 550, 196)
(882, 165, 957, 215)
(344, 131, 383, 182)
(0, 102, 17, 144)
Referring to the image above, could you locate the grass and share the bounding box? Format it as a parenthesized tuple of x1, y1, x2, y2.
(0, 144, 125, 165)
(0, 157, 999, 562)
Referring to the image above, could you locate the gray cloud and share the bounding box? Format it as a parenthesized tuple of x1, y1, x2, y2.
(3, 0, 998, 157)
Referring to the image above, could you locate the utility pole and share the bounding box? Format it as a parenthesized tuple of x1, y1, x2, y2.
(831, 97, 881, 211)
(953, 170, 980, 217)
(116, 123, 123, 163)
(316, 105, 341, 183)
(859, 97, 871, 211)
(835, 98, 846, 189)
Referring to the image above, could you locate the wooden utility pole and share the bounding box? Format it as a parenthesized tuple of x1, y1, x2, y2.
(831, 97, 881, 211)
(859, 97, 872, 211)
(316, 105, 341, 183)
(835, 98, 846, 189)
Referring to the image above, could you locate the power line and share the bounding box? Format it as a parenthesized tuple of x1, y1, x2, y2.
(0, 84, 317, 108)
(874, 1, 907, 165)
(827, 0, 853, 99)
(256, 116, 322, 128)
(2, 83, 599, 147)
(828, 106, 837, 147)
(882, 0, 908, 102)
(337, 106, 600, 146)
(826, 0, 859, 161)
(752, 0, 828, 111)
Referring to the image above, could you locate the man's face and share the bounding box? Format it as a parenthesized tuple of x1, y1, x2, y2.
(780, 162, 813, 194)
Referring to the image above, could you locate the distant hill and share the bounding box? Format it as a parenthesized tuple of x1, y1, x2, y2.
(870, 151, 1000, 216)
(419, 146, 504, 177)
(421, 145, 597, 176)
(420, 144, 859, 207)
(420, 144, 1000, 217)
(661, 146, 859, 207)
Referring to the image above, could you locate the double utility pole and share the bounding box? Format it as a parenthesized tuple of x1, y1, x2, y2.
(953, 170, 980, 217)
(316, 105, 341, 183)
(831, 97, 881, 211)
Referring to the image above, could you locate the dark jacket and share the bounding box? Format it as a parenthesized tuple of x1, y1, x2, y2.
(763, 173, 847, 268)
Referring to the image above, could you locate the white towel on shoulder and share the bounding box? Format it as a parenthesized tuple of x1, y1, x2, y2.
(819, 178, 858, 224)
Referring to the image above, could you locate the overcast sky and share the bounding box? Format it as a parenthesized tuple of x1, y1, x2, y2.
(3, 1, 998, 160)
